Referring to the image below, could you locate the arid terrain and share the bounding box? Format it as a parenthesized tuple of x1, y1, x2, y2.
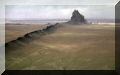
(6, 23, 115, 70)
(5, 24, 49, 43)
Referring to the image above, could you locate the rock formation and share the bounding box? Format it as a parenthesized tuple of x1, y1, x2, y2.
(68, 10, 86, 24)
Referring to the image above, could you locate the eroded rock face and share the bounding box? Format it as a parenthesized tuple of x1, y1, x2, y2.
(68, 10, 86, 24)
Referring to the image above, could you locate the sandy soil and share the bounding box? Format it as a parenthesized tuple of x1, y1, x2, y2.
(6, 24, 115, 70)
(5, 24, 49, 43)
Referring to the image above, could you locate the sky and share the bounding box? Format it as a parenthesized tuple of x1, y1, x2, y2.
(6, 5, 115, 20)
(0, 0, 119, 20)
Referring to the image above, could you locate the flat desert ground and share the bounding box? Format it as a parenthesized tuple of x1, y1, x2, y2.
(5, 24, 49, 43)
(6, 23, 115, 70)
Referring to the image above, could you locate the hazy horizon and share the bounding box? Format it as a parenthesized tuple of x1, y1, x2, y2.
(6, 5, 115, 20)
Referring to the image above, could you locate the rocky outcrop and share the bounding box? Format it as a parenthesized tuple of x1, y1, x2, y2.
(68, 10, 86, 24)
(5, 23, 59, 52)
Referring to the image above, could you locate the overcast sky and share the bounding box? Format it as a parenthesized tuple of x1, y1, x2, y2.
(0, 0, 119, 20)
(6, 5, 115, 20)
(4, 0, 119, 20)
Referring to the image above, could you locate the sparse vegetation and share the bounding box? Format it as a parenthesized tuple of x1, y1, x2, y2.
(6, 24, 115, 70)
(5, 24, 49, 43)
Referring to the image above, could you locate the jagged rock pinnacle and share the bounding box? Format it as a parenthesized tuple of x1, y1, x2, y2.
(68, 10, 86, 24)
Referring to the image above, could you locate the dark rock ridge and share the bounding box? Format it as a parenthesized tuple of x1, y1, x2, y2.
(68, 10, 86, 24)
(5, 23, 59, 52)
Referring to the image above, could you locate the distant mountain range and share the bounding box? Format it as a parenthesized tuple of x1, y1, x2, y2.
(6, 19, 115, 25)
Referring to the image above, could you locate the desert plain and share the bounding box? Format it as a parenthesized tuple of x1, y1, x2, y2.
(5, 23, 115, 70)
